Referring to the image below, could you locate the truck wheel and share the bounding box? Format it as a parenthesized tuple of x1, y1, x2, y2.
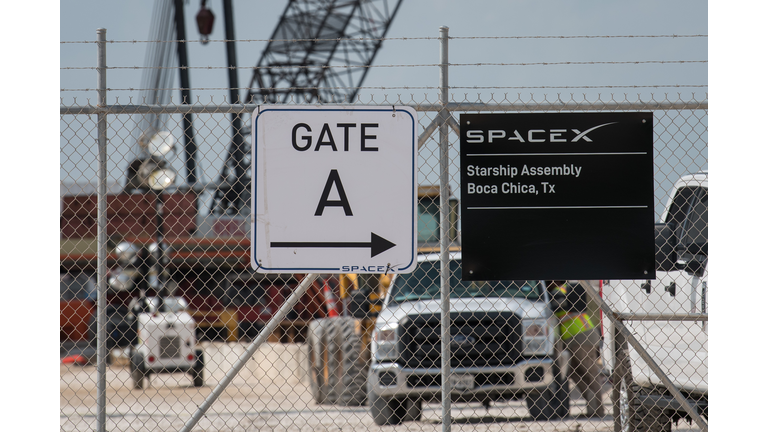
(369, 391, 406, 426)
(630, 384, 672, 432)
(642, 406, 672, 432)
(553, 376, 570, 419)
(130, 355, 146, 390)
(404, 398, 422, 422)
(617, 377, 632, 432)
(333, 317, 368, 406)
(613, 350, 671, 432)
(308, 319, 333, 404)
(526, 376, 569, 421)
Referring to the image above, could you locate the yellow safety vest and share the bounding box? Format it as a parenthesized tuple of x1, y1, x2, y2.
(552, 284, 597, 341)
(555, 310, 597, 341)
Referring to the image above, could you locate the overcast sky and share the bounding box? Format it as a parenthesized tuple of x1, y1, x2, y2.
(60, 0, 708, 106)
(58, 0, 710, 220)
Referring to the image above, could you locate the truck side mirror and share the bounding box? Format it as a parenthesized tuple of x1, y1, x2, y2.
(655, 222, 678, 272)
(682, 258, 706, 277)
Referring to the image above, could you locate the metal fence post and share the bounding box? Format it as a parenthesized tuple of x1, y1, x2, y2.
(95, 27, 108, 432)
(438, 25, 452, 432)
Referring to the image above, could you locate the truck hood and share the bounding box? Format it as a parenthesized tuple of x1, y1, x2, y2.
(377, 297, 551, 327)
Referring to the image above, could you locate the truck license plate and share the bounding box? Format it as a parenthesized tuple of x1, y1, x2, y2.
(449, 374, 474, 391)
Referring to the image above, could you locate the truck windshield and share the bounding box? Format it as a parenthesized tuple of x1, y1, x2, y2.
(390, 259, 543, 303)
(667, 185, 707, 258)
(679, 188, 708, 258)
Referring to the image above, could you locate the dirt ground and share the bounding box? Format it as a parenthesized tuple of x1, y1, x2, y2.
(60, 341, 700, 432)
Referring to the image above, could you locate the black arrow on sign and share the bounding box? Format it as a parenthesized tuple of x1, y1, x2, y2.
(271, 232, 396, 258)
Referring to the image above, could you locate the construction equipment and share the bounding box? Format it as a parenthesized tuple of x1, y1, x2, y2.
(212, 0, 405, 216)
(128, 295, 204, 389)
(305, 186, 460, 406)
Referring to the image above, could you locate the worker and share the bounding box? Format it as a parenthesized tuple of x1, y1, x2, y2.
(548, 280, 605, 418)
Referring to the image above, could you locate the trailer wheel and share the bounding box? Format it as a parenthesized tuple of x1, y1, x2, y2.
(191, 368, 204, 387)
(334, 317, 368, 406)
(191, 349, 205, 387)
(130, 354, 146, 390)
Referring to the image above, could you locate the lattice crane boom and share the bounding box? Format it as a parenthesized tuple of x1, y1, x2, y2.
(211, 0, 403, 216)
(247, 0, 403, 104)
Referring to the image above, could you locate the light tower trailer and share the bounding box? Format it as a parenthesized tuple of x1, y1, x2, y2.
(128, 296, 205, 389)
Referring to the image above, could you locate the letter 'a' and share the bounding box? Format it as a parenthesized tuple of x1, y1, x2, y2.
(315, 169, 353, 216)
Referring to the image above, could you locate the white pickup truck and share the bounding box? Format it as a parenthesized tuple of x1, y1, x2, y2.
(366, 252, 569, 425)
(602, 171, 708, 430)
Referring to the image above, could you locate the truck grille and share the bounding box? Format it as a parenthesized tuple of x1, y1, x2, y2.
(398, 311, 522, 369)
(406, 372, 515, 388)
(159, 336, 182, 359)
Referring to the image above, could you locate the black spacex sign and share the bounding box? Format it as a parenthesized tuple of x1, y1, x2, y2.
(460, 112, 654, 281)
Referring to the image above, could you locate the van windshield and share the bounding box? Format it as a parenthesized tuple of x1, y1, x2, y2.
(389, 259, 543, 303)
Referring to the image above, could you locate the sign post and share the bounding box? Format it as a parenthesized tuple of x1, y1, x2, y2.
(252, 105, 418, 274)
(460, 112, 654, 281)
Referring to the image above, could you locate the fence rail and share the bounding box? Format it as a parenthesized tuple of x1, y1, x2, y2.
(61, 99, 708, 115)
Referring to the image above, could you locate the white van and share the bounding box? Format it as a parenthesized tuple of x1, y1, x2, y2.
(602, 171, 707, 430)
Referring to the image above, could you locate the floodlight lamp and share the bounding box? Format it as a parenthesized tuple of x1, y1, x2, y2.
(108, 272, 134, 292)
(146, 131, 175, 157)
(114, 242, 140, 266)
(147, 242, 161, 257)
(147, 241, 167, 264)
(147, 168, 177, 191)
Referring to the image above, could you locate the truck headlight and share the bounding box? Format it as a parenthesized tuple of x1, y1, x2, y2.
(373, 325, 398, 361)
(522, 318, 554, 356)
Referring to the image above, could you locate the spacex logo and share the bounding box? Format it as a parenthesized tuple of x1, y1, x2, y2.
(465, 122, 618, 144)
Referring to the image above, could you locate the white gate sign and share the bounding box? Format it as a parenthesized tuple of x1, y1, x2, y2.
(252, 105, 417, 274)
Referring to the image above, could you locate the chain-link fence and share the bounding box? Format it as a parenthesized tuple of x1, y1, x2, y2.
(61, 28, 707, 432)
